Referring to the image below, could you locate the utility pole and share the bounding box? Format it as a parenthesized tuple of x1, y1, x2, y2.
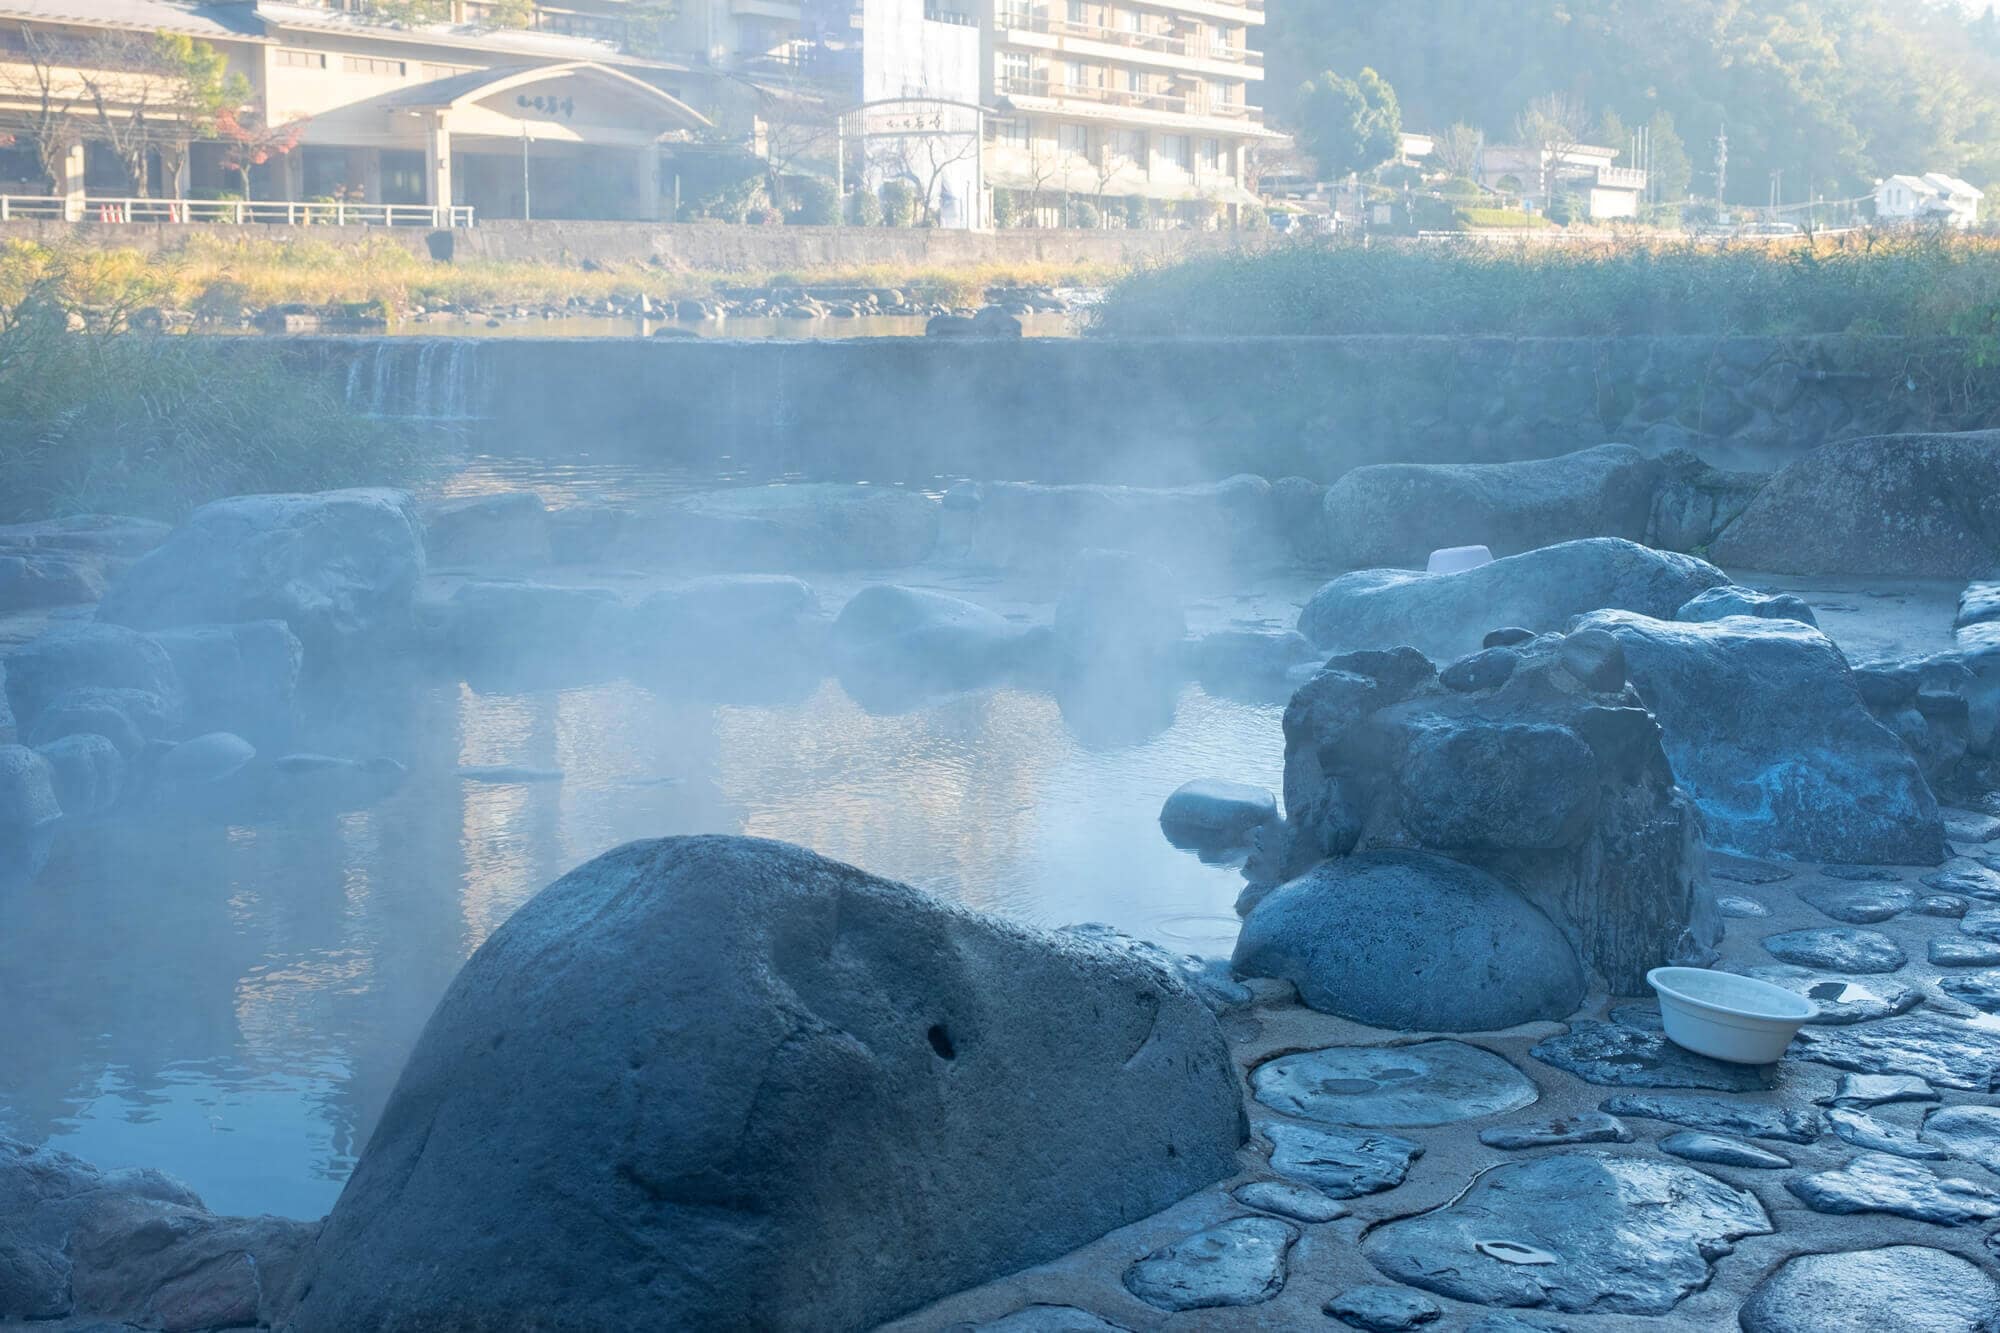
(1768, 168, 1782, 214)
(520, 121, 532, 221)
(1714, 122, 1729, 223)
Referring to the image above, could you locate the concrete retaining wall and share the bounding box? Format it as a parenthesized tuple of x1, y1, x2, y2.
(281, 333, 2000, 485)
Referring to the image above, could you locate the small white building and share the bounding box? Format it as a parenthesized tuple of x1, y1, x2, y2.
(1477, 142, 1646, 220)
(1875, 173, 1985, 229)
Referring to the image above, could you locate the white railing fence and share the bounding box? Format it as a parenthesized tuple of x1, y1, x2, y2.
(0, 196, 473, 227)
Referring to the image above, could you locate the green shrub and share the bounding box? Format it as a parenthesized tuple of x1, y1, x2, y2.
(1073, 200, 1102, 229)
(994, 188, 1023, 228)
(879, 181, 919, 228)
(846, 188, 883, 227)
(784, 176, 840, 226)
(1123, 195, 1148, 229)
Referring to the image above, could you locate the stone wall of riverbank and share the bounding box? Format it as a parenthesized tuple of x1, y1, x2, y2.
(291, 333, 2000, 484)
(0, 218, 1273, 269)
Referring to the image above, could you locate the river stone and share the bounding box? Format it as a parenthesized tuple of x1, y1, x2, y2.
(1791, 1014, 2000, 1091)
(1251, 1041, 1538, 1128)
(1718, 895, 1771, 918)
(1264, 1124, 1423, 1198)
(1938, 970, 2000, 1012)
(1708, 430, 2000, 579)
(1739, 1245, 2000, 1333)
(1317, 445, 1658, 570)
(1762, 928, 1907, 973)
(147, 620, 302, 743)
(0, 744, 61, 888)
(1298, 538, 1728, 661)
(1465, 1318, 1571, 1333)
(1598, 1093, 1821, 1143)
(1819, 864, 1907, 882)
(421, 492, 552, 568)
(972, 1306, 1132, 1332)
(1159, 780, 1277, 850)
(22, 686, 174, 757)
(1359, 1152, 1770, 1316)
(645, 484, 940, 570)
(1121, 1216, 1297, 1312)
(2, 625, 181, 734)
(1324, 1284, 1443, 1331)
(1529, 1020, 1775, 1091)
(1795, 882, 1915, 924)
(1827, 1107, 1949, 1160)
(1962, 909, 2000, 941)
(1944, 809, 2000, 843)
(286, 836, 1247, 1333)
(1924, 864, 2000, 899)
(1915, 894, 1971, 917)
(1931, 937, 2000, 966)
(33, 734, 124, 819)
(1479, 1111, 1632, 1150)
(1185, 628, 1321, 699)
(828, 583, 1026, 696)
(1231, 1179, 1350, 1223)
(1787, 1152, 2000, 1224)
(156, 732, 256, 786)
(1826, 1074, 1939, 1108)
(1231, 851, 1585, 1031)
(1675, 584, 1819, 627)
(97, 488, 426, 662)
(1921, 1104, 2000, 1173)
(1731, 965, 1923, 1025)
(1575, 611, 1946, 865)
(962, 476, 1284, 575)
(1657, 1131, 1792, 1169)
(1713, 855, 1794, 885)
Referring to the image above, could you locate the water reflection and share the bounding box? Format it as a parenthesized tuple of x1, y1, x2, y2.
(1, 672, 1278, 1218)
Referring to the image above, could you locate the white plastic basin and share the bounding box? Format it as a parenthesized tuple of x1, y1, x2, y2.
(1427, 544, 1494, 575)
(1647, 967, 1816, 1065)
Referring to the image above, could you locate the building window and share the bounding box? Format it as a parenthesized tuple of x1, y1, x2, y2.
(342, 55, 407, 76)
(1065, 60, 1087, 89)
(422, 63, 471, 79)
(1162, 135, 1192, 172)
(274, 49, 325, 69)
(1201, 137, 1223, 172)
(1058, 123, 1090, 158)
(1111, 128, 1145, 165)
(1000, 51, 1032, 87)
(1067, 0, 1086, 23)
(989, 117, 1031, 149)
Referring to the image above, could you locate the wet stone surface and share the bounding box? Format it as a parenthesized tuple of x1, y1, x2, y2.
(1230, 1179, 1350, 1224)
(1920, 1104, 2000, 1174)
(1657, 1130, 1792, 1168)
(1937, 970, 2000, 1012)
(1913, 894, 1970, 918)
(1734, 964, 1924, 1024)
(1529, 1020, 1776, 1091)
(1717, 894, 1772, 918)
(1790, 1014, 2000, 1091)
(1788, 1152, 2000, 1224)
(1824, 1073, 1939, 1107)
(1713, 856, 1794, 885)
(1478, 1111, 1633, 1150)
(1820, 865, 1907, 882)
(1794, 881, 1915, 923)
(1599, 1093, 1822, 1142)
(1250, 1041, 1538, 1128)
(1121, 1216, 1298, 1312)
(1264, 1123, 1424, 1199)
(972, 1306, 1134, 1332)
(1761, 927, 1908, 973)
(1924, 863, 2000, 900)
(1738, 1245, 2000, 1333)
(1360, 1152, 1771, 1316)
(1826, 1106, 1949, 1159)
(1930, 937, 2000, 966)
(1324, 1285, 1443, 1331)
(1962, 909, 2000, 941)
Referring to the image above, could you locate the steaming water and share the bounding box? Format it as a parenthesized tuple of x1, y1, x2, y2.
(0, 457, 1290, 1221)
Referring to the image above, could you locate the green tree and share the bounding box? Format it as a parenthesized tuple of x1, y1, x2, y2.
(1646, 111, 1693, 208)
(1295, 67, 1402, 181)
(79, 31, 249, 197)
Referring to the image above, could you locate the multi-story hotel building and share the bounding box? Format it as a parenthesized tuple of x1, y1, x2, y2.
(0, 0, 1270, 224)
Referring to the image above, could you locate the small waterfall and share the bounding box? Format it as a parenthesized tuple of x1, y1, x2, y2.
(341, 339, 492, 421)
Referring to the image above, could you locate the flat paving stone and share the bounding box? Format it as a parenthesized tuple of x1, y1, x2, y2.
(1943, 810, 2000, 844)
(1930, 937, 2000, 966)
(1914, 894, 1970, 918)
(1599, 1093, 1821, 1143)
(1464, 1318, 1572, 1333)
(1324, 1286, 1442, 1331)
(1528, 1020, 1775, 1091)
(1920, 1104, 2000, 1174)
(1762, 927, 1907, 973)
(1657, 1130, 1792, 1168)
(1819, 865, 1906, 882)
(1264, 1123, 1424, 1199)
(1251, 1041, 1538, 1128)
(1795, 882, 1915, 923)
(1791, 1014, 2000, 1091)
(1734, 965, 1923, 1025)
(1360, 1152, 1771, 1316)
(1607, 1003, 1663, 1031)
(1937, 970, 2000, 1012)
(1230, 1179, 1350, 1224)
(1478, 1111, 1632, 1150)
(1925, 863, 2000, 900)
(1963, 909, 2000, 941)
(973, 1307, 1134, 1332)
(1739, 1245, 2000, 1333)
(1824, 1073, 1939, 1108)
(1713, 856, 1794, 885)
(1788, 1152, 2000, 1225)
(1826, 1106, 1949, 1159)
(1717, 894, 1771, 918)
(1121, 1216, 1298, 1311)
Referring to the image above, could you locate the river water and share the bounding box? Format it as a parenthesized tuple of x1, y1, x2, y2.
(0, 456, 1290, 1220)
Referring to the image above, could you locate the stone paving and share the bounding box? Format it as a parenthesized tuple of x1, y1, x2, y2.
(883, 814, 2000, 1332)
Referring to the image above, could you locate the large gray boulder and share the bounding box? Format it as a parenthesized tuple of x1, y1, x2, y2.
(3, 624, 180, 730)
(1264, 633, 1714, 994)
(147, 621, 302, 743)
(959, 476, 1286, 574)
(636, 484, 939, 570)
(0, 549, 105, 612)
(0, 1136, 314, 1328)
(1708, 431, 2000, 577)
(830, 584, 1028, 693)
(1298, 539, 1729, 662)
(436, 580, 622, 678)
(1234, 850, 1585, 1029)
(34, 732, 124, 818)
(286, 836, 1247, 1333)
(1320, 444, 1657, 569)
(421, 491, 552, 568)
(0, 744, 60, 887)
(1577, 611, 1946, 864)
(96, 488, 425, 663)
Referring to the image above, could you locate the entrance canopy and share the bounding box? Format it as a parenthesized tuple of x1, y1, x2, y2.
(380, 60, 712, 149)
